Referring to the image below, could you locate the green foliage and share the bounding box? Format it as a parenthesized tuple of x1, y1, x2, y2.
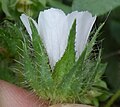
(110, 20, 120, 45)
(0, 0, 20, 19)
(47, 0, 71, 13)
(1, 0, 120, 19)
(0, 0, 45, 20)
(0, 58, 15, 83)
(101, 7, 120, 92)
(0, 21, 22, 83)
(72, 0, 120, 15)
(0, 0, 71, 20)
(38, 0, 47, 6)
(18, 0, 45, 18)
(19, 18, 109, 106)
(0, 0, 17, 17)
(0, 0, 73, 21)
(105, 90, 120, 107)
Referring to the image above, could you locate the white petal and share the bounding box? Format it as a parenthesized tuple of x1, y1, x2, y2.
(20, 14, 32, 39)
(67, 11, 96, 59)
(38, 8, 68, 69)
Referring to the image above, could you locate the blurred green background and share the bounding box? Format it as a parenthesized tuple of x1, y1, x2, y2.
(0, 0, 120, 106)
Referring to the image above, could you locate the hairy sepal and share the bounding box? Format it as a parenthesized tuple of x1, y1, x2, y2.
(22, 19, 54, 99)
(52, 20, 76, 85)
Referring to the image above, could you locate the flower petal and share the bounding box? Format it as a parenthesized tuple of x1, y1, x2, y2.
(20, 14, 32, 39)
(38, 8, 69, 69)
(67, 11, 96, 59)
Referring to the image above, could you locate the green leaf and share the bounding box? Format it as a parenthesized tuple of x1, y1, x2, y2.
(0, 0, 18, 17)
(48, 0, 72, 13)
(0, 59, 16, 83)
(0, 0, 11, 16)
(52, 20, 76, 84)
(0, 21, 22, 84)
(72, 0, 120, 15)
(110, 20, 120, 45)
(38, 0, 47, 6)
(0, 22, 21, 55)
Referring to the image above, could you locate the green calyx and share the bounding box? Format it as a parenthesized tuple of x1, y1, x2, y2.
(18, 20, 110, 106)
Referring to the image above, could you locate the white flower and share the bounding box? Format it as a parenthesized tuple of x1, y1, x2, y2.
(20, 8, 96, 69)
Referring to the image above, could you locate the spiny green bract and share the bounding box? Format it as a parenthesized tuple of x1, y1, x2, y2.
(18, 20, 110, 106)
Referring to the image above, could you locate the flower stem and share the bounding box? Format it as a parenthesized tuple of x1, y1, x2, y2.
(104, 90, 120, 107)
